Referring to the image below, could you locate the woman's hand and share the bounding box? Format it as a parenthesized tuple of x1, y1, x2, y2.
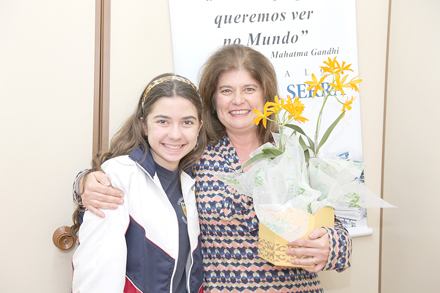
(80, 171, 124, 218)
(285, 228, 330, 273)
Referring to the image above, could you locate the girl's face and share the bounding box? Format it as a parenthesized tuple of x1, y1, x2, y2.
(142, 96, 202, 171)
(215, 69, 264, 137)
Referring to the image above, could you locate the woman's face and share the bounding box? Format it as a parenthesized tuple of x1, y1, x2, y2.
(215, 69, 264, 137)
(142, 96, 202, 171)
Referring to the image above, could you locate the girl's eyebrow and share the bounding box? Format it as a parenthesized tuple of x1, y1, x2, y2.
(182, 115, 197, 120)
(153, 114, 197, 120)
(152, 114, 170, 119)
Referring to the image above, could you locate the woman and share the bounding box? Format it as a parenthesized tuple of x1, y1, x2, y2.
(74, 45, 352, 292)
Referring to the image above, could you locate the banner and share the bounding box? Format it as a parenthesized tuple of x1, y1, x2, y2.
(169, 0, 371, 237)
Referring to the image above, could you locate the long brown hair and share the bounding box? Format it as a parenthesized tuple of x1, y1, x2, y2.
(71, 73, 206, 238)
(198, 44, 278, 145)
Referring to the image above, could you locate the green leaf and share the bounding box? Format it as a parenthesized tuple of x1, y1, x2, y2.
(298, 136, 312, 165)
(261, 148, 283, 156)
(285, 124, 307, 136)
(316, 111, 345, 154)
(241, 152, 276, 169)
(304, 148, 311, 165)
(305, 136, 315, 155)
(299, 136, 311, 151)
(285, 123, 315, 153)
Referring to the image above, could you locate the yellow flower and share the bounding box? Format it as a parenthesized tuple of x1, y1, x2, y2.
(341, 96, 356, 118)
(329, 73, 351, 96)
(283, 96, 308, 123)
(305, 73, 327, 98)
(266, 95, 284, 113)
(321, 57, 337, 74)
(336, 60, 354, 75)
(349, 75, 362, 92)
(253, 103, 273, 128)
(320, 57, 338, 74)
(321, 57, 354, 75)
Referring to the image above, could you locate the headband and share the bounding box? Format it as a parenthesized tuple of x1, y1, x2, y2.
(142, 75, 200, 104)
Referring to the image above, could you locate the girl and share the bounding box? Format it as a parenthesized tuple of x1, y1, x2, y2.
(71, 74, 206, 293)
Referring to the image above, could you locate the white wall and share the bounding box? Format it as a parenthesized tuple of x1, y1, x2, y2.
(381, 0, 440, 291)
(109, 0, 174, 139)
(0, 1, 95, 292)
(319, 1, 388, 291)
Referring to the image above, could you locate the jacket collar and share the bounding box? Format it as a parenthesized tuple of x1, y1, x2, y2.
(128, 146, 156, 178)
(128, 146, 194, 179)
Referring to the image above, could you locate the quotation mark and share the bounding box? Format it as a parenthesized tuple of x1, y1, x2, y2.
(301, 30, 308, 36)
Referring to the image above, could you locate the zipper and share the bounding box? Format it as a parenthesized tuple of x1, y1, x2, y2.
(185, 184, 197, 293)
(186, 215, 195, 293)
(135, 162, 181, 293)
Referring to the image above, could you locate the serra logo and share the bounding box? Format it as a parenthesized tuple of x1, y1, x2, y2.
(181, 202, 187, 217)
(286, 82, 332, 99)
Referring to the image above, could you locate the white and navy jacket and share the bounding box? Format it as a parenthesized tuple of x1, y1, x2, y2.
(72, 148, 204, 293)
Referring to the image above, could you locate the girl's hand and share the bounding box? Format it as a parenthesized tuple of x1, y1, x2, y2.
(80, 171, 124, 218)
(285, 228, 330, 273)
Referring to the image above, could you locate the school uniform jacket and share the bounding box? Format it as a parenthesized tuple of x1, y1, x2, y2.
(72, 148, 204, 293)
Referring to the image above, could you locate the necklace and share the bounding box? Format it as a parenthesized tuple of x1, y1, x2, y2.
(238, 155, 250, 161)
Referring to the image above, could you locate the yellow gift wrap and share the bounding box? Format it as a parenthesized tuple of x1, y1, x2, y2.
(258, 206, 335, 267)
